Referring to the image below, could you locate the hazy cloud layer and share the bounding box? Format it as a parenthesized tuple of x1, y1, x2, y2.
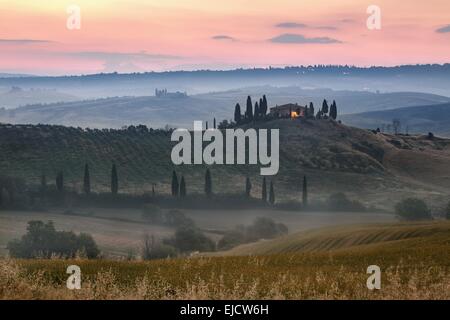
(0, 39, 53, 44)
(211, 35, 236, 41)
(436, 25, 450, 33)
(275, 22, 307, 28)
(269, 33, 341, 44)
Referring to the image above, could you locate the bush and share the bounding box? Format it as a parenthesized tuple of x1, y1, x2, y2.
(327, 193, 366, 212)
(7, 220, 100, 259)
(395, 198, 432, 221)
(164, 210, 195, 228)
(164, 226, 215, 253)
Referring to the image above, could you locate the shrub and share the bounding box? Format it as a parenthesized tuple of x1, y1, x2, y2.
(327, 193, 366, 212)
(7, 220, 100, 259)
(164, 210, 195, 228)
(164, 227, 215, 253)
(395, 198, 432, 221)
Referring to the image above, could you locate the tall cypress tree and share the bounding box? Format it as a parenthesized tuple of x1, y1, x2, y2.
(302, 175, 308, 207)
(111, 164, 118, 195)
(269, 181, 275, 205)
(171, 170, 179, 197)
(83, 163, 91, 195)
(309, 102, 314, 118)
(246, 96, 253, 121)
(245, 177, 252, 198)
(213, 118, 216, 129)
(330, 100, 337, 120)
(205, 168, 212, 197)
(180, 176, 186, 197)
(254, 102, 259, 120)
(56, 171, 64, 193)
(262, 95, 268, 116)
(262, 177, 267, 202)
(322, 99, 329, 114)
(234, 103, 241, 124)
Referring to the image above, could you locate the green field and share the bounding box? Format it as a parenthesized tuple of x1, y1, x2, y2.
(1, 221, 448, 300)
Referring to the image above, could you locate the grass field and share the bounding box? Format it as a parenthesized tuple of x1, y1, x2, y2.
(0, 209, 394, 257)
(1, 221, 448, 300)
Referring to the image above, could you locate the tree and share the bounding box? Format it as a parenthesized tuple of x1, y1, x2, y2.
(322, 99, 329, 114)
(111, 163, 118, 195)
(262, 95, 268, 116)
(234, 103, 241, 124)
(392, 119, 401, 135)
(56, 171, 64, 193)
(245, 177, 252, 198)
(254, 102, 260, 120)
(180, 176, 186, 197)
(40, 173, 47, 194)
(269, 181, 275, 205)
(171, 170, 179, 197)
(213, 118, 216, 129)
(330, 100, 337, 120)
(309, 102, 314, 117)
(302, 176, 308, 207)
(395, 198, 432, 221)
(261, 177, 267, 202)
(83, 163, 91, 195)
(205, 168, 212, 197)
(246, 96, 253, 121)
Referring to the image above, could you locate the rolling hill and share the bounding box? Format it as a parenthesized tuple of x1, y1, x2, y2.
(219, 221, 450, 256)
(0, 88, 449, 128)
(341, 103, 450, 137)
(1, 118, 450, 208)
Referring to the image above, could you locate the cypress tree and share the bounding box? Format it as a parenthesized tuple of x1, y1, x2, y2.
(262, 95, 268, 116)
(152, 184, 155, 197)
(111, 164, 118, 195)
(205, 168, 212, 197)
(171, 170, 179, 197)
(262, 177, 267, 202)
(302, 175, 308, 207)
(269, 181, 275, 205)
(206, 121, 208, 130)
(245, 177, 252, 198)
(246, 96, 253, 121)
(83, 163, 91, 195)
(254, 102, 259, 120)
(330, 100, 337, 120)
(213, 118, 216, 129)
(180, 176, 186, 197)
(322, 99, 329, 114)
(234, 103, 241, 124)
(56, 171, 64, 193)
(309, 102, 314, 118)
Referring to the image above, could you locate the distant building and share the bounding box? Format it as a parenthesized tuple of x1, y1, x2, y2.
(155, 88, 187, 98)
(270, 103, 306, 119)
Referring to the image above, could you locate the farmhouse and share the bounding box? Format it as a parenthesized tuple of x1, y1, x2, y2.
(269, 103, 306, 119)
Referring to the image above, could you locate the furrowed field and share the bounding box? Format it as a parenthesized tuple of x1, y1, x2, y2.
(1, 221, 449, 300)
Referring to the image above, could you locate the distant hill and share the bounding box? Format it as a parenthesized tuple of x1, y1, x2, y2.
(1, 119, 449, 208)
(1, 89, 449, 128)
(0, 86, 79, 108)
(341, 103, 450, 137)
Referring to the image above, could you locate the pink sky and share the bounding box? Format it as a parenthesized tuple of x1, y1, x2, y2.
(0, 0, 449, 75)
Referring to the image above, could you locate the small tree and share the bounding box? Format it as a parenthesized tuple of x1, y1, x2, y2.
(111, 163, 118, 195)
(205, 168, 212, 197)
(83, 163, 91, 195)
(269, 181, 275, 205)
(261, 177, 267, 202)
(171, 170, 179, 197)
(245, 177, 252, 198)
(246, 96, 253, 121)
(302, 175, 308, 207)
(180, 176, 186, 197)
(395, 198, 432, 221)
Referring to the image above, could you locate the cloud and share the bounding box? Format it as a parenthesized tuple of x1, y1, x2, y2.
(315, 26, 338, 30)
(269, 33, 341, 44)
(211, 35, 236, 41)
(436, 25, 450, 33)
(0, 39, 53, 44)
(275, 22, 307, 29)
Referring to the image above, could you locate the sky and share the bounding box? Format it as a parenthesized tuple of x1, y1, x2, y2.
(0, 0, 449, 75)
